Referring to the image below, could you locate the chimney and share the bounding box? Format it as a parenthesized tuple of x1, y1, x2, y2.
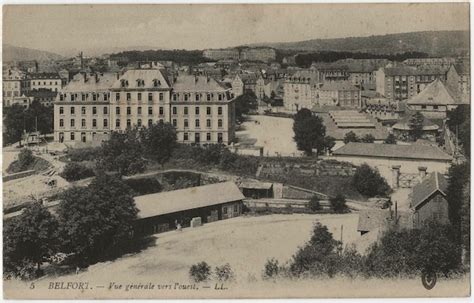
(83, 73, 87, 82)
(95, 73, 99, 83)
(116, 73, 120, 80)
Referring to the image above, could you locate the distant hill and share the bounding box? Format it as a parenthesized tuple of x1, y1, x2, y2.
(3, 44, 63, 62)
(246, 31, 469, 57)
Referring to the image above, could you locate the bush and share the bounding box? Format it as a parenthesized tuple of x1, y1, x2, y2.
(330, 194, 347, 213)
(215, 263, 235, 282)
(262, 258, 280, 280)
(308, 195, 321, 212)
(60, 162, 95, 181)
(189, 261, 211, 282)
(18, 148, 34, 169)
(67, 147, 101, 162)
(352, 164, 391, 197)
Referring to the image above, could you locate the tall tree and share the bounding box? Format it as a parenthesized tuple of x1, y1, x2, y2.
(446, 162, 470, 243)
(57, 174, 138, 266)
(293, 108, 326, 156)
(140, 122, 177, 168)
(352, 164, 391, 197)
(343, 131, 360, 144)
(25, 100, 54, 135)
(3, 104, 26, 146)
(360, 134, 375, 143)
(4, 203, 59, 277)
(408, 111, 425, 141)
(97, 128, 146, 176)
(234, 91, 258, 123)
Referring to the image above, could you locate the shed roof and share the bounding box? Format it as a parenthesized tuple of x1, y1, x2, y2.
(134, 181, 245, 219)
(333, 142, 452, 161)
(411, 172, 448, 209)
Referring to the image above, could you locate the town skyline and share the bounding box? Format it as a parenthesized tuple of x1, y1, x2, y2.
(3, 3, 469, 57)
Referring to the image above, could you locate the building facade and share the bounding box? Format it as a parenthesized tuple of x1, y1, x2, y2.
(240, 48, 276, 62)
(29, 73, 63, 92)
(318, 81, 361, 108)
(203, 49, 240, 61)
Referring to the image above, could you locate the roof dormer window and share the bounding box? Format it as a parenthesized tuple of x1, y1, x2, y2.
(136, 79, 145, 87)
(120, 79, 129, 88)
(153, 79, 161, 87)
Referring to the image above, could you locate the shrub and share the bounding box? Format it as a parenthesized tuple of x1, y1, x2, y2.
(215, 263, 235, 282)
(67, 147, 101, 162)
(352, 164, 391, 197)
(308, 195, 321, 212)
(330, 194, 347, 213)
(189, 261, 211, 282)
(262, 258, 280, 279)
(360, 134, 375, 143)
(18, 148, 34, 169)
(343, 131, 359, 144)
(60, 162, 95, 181)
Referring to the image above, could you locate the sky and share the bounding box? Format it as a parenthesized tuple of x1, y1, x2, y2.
(3, 3, 470, 57)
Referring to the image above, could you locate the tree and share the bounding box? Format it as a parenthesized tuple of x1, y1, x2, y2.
(308, 195, 322, 212)
(360, 134, 375, 143)
(60, 162, 95, 181)
(323, 136, 336, 153)
(293, 108, 326, 156)
(189, 261, 211, 282)
(4, 203, 59, 278)
(4, 104, 26, 146)
(140, 122, 177, 167)
(447, 106, 471, 158)
(18, 148, 35, 170)
(57, 174, 138, 266)
(384, 133, 397, 144)
(25, 100, 54, 135)
(97, 128, 146, 176)
(330, 194, 347, 213)
(234, 91, 258, 122)
(343, 131, 359, 144)
(352, 164, 391, 197)
(446, 162, 470, 243)
(408, 111, 425, 141)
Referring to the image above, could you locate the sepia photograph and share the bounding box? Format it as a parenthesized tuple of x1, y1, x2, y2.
(1, 2, 471, 299)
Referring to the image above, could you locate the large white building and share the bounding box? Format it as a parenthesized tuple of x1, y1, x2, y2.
(53, 68, 236, 146)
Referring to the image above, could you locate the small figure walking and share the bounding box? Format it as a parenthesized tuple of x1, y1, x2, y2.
(75, 266, 80, 275)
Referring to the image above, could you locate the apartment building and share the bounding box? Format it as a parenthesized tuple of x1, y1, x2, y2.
(203, 49, 240, 61)
(2, 68, 28, 102)
(171, 75, 236, 144)
(29, 73, 63, 92)
(54, 72, 116, 144)
(240, 48, 276, 63)
(446, 62, 470, 104)
(318, 80, 361, 108)
(283, 70, 318, 111)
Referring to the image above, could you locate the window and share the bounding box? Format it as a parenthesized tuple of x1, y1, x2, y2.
(116, 107, 120, 115)
(218, 133, 223, 143)
(127, 107, 131, 115)
(184, 119, 189, 128)
(421, 105, 427, 109)
(126, 119, 131, 129)
(103, 119, 108, 128)
(92, 119, 97, 128)
(159, 93, 163, 101)
(82, 93, 86, 101)
(81, 107, 86, 115)
(137, 119, 142, 127)
(60, 94, 64, 101)
(70, 132, 75, 141)
(148, 119, 153, 127)
(116, 119, 120, 128)
(172, 94, 177, 101)
(184, 94, 189, 101)
(92, 93, 97, 101)
(59, 107, 64, 115)
(59, 119, 64, 127)
(82, 119, 86, 128)
(206, 107, 211, 115)
(103, 107, 108, 115)
(207, 94, 211, 101)
(172, 107, 177, 115)
(195, 119, 200, 128)
(126, 93, 131, 101)
(92, 107, 97, 115)
(218, 119, 223, 128)
(104, 93, 108, 101)
(184, 132, 189, 141)
(148, 93, 153, 101)
(206, 119, 211, 128)
(196, 94, 200, 102)
(218, 94, 222, 101)
(70, 119, 75, 127)
(433, 105, 439, 110)
(195, 107, 200, 115)
(148, 107, 153, 115)
(138, 107, 142, 115)
(172, 119, 177, 127)
(159, 107, 164, 115)
(223, 206, 227, 214)
(71, 107, 75, 115)
(116, 93, 120, 101)
(206, 133, 211, 141)
(159, 119, 164, 124)
(184, 107, 188, 115)
(138, 93, 142, 101)
(234, 204, 238, 213)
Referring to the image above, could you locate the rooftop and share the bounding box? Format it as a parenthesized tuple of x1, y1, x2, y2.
(333, 142, 452, 161)
(134, 181, 245, 219)
(407, 79, 458, 105)
(112, 69, 172, 89)
(62, 72, 118, 93)
(411, 172, 448, 209)
(173, 75, 227, 92)
(320, 80, 358, 91)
